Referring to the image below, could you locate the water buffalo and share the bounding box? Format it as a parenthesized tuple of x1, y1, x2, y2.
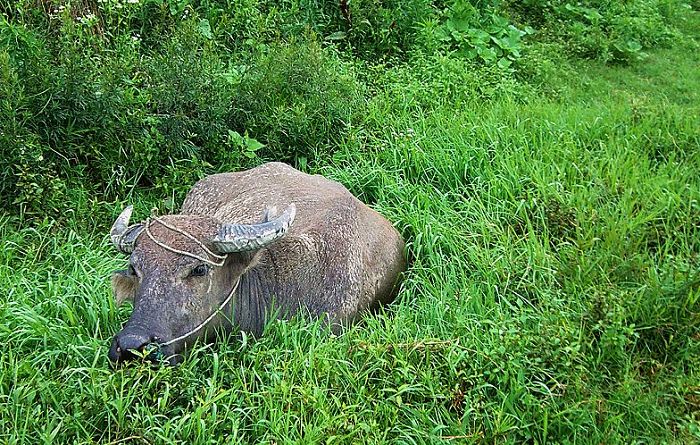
(108, 162, 406, 365)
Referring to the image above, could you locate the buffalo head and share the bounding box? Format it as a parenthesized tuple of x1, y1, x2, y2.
(107, 204, 295, 365)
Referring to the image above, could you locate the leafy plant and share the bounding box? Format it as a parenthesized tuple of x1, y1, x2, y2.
(226, 130, 265, 161)
(505, 0, 685, 63)
(435, 3, 532, 69)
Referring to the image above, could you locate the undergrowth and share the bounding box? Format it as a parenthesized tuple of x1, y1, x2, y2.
(0, 0, 693, 217)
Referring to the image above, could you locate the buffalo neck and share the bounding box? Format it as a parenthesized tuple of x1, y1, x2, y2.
(230, 265, 274, 336)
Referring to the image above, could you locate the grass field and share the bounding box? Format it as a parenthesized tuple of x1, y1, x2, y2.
(1, 3, 699, 444)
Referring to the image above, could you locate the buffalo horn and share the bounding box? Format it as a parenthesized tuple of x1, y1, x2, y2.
(212, 204, 296, 253)
(110, 205, 142, 254)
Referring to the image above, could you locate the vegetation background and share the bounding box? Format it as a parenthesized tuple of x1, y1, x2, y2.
(1, 0, 699, 443)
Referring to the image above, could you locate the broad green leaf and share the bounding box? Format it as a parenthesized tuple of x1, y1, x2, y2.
(244, 137, 265, 151)
(198, 19, 213, 39)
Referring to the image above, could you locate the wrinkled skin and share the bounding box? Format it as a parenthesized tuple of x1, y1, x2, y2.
(108, 216, 250, 365)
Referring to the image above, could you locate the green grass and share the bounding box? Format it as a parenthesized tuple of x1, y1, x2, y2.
(2, 9, 700, 445)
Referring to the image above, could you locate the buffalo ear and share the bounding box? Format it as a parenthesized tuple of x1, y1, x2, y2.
(111, 270, 137, 306)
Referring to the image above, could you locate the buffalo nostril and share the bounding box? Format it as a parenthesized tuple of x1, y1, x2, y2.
(113, 332, 154, 362)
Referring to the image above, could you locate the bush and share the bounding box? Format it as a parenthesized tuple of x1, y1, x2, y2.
(1, 11, 246, 213)
(0, 21, 67, 217)
(181, 0, 438, 61)
(0, 8, 369, 216)
(313, 0, 436, 60)
(505, 0, 684, 62)
(229, 38, 365, 163)
(417, 1, 533, 70)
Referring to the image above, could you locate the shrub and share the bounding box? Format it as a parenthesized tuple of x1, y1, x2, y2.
(1, 7, 368, 215)
(0, 21, 66, 217)
(0, 0, 693, 220)
(229, 38, 365, 163)
(505, 0, 684, 63)
(206, 0, 438, 61)
(317, 0, 436, 60)
(35, 15, 238, 196)
(427, 2, 533, 70)
(1, 11, 247, 213)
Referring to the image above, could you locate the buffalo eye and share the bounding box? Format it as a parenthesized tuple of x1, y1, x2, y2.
(189, 264, 209, 278)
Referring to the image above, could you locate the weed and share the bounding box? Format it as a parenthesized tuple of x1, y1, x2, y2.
(433, 2, 533, 69)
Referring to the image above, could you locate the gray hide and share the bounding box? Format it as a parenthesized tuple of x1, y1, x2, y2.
(108, 162, 406, 365)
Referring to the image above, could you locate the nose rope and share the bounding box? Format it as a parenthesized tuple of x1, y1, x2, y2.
(157, 277, 241, 347)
